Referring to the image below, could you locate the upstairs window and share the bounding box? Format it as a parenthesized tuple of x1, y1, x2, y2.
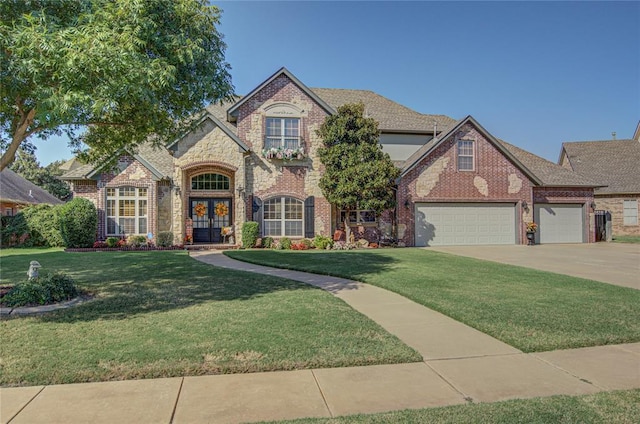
(265, 118, 300, 150)
(457, 140, 475, 171)
(191, 173, 230, 191)
(106, 187, 147, 235)
(623, 199, 638, 225)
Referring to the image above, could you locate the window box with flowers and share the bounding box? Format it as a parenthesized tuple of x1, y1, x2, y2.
(262, 146, 306, 162)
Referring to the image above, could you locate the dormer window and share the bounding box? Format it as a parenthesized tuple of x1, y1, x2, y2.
(457, 140, 475, 171)
(265, 117, 300, 150)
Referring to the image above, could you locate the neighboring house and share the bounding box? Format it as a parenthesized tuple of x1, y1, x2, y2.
(0, 168, 63, 215)
(61, 67, 597, 246)
(559, 131, 640, 237)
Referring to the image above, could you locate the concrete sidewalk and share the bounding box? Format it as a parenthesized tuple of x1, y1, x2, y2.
(2, 251, 639, 424)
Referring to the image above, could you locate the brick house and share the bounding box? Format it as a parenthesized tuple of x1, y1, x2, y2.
(559, 127, 640, 237)
(62, 67, 597, 246)
(0, 168, 63, 216)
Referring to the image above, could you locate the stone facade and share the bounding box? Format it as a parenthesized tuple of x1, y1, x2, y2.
(594, 195, 640, 236)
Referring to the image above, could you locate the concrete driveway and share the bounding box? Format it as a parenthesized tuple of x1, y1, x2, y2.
(427, 243, 639, 290)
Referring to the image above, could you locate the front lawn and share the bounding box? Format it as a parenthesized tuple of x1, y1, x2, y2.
(225, 249, 640, 352)
(269, 389, 640, 424)
(612, 235, 640, 243)
(0, 249, 419, 386)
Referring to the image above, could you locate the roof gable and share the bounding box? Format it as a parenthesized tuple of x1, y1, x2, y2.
(167, 111, 248, 153)
(227, 67, 335, 121)
(559, 139, 640, 193)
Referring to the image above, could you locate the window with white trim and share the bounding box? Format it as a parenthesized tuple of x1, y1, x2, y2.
(457, 140, 474, 171)
(106, 187, 148, 235)
(339, 209, 376, 224)
(623, 199, 638, 225)
(265, 118, 300, 150)
(263, 197, 303, 237)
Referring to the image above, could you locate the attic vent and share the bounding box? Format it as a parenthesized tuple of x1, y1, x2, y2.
(28, 189, 33, 197)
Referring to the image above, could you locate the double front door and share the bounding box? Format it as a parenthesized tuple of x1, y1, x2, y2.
(190, 198, 231, 243)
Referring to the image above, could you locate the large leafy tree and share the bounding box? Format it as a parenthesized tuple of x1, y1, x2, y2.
(317, 102, 400, 240)
(0, 0, 234, 170)
(10, 149, 71, 200)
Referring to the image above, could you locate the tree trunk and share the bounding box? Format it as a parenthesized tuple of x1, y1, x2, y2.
(0, 108, 36, 171)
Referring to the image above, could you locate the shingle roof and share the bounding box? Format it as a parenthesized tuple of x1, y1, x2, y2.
(311, 88, 456, 133)
(497, 139, 598, 187)
(560, 140, 640, 194)
(0, 169, 63, 205)
(60, 144, 174, 181)
(401, 115, 597, 187)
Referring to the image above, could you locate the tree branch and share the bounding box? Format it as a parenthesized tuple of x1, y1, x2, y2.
(1, 108, 36, 171)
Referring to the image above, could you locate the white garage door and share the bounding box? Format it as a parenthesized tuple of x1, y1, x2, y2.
(415, 203, 516, 246)
(535, 204, 584, 243)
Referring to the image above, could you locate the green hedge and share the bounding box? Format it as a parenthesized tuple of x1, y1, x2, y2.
(2, 272, 79, 307)
(0, 204, 64, 247)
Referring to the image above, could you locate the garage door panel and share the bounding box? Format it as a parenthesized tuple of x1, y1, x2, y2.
(535, 204, 584, 244)
(415, 203, 516, 246)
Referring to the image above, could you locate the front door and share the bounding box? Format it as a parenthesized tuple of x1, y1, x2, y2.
(190, 198, 232, 243)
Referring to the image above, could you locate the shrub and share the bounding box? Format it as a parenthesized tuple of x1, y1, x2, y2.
(262, 236, 274, 249)
(93, 241, 107, 248)
(116, 239, 127, 248)
(242, 221, 259, 248)
(157, 232, 174, 247)
(313, 234, 333, 250)
(280, 237, 292, 250)
(2, 272, 78, 307)
(105, 237, 120, 248)
(59, 198, 97, 248)
(127, 235, 147, 247)
(300, 238, 313, 249)
(1, 214, 29, 247)
(22, 204, 64, 247)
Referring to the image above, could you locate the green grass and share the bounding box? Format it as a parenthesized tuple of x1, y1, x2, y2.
(0, 248, 420, 386)
(267, 389, 640, 424)
(225, 249, 640, 352)
(612, 235, 640, 243)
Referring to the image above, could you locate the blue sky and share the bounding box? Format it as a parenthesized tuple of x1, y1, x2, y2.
(35, 0, 639, 165)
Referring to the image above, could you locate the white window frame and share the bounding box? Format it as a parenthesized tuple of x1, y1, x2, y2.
(339, 209, 377, 225)
(623, 199, 638, 225)
(263, 196, 304, 237)
(265, 117, 300, 150)
(457, 139, 475, 171)
(106, 187, 148, 236)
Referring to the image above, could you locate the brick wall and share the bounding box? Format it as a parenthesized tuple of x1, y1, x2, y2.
(397, 123, 534, 246)
(595, 194, 640, 236)
(236, 73, 332, 237)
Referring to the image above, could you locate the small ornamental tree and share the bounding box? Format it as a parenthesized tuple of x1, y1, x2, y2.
(317, 103, 400, 241)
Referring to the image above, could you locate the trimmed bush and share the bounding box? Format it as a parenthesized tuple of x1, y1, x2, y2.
(157, 231, 174, 247)
(59, 198, 97, 248)
(1, 214, 29, 247)
(2, 272, 78, 307)
(262, 236, 274, 249)
(105, 237, 120, 248)
(242, 221, 259, 248)
(280, 237, 292, 250)
(127, 235, 147, 247)
(313, 234, 333, 250)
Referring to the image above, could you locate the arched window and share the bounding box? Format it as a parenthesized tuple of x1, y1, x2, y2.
(263, 197, 303, 237)
(191, 173, 230, 191)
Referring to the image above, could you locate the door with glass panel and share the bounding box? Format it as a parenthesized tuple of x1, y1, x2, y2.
(190, 198, 231, 243)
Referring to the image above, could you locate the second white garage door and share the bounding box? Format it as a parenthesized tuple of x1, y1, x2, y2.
(535, 204, 584, 243)
(415, 203, 516, 246)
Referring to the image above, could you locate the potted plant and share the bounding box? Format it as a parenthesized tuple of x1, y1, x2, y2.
(525, 222, 538, 245)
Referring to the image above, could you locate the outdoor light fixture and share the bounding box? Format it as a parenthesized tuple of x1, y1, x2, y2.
(590, 201, 597, 210)
(404, 199, 410, 209)
(522, 200, 529, 211)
